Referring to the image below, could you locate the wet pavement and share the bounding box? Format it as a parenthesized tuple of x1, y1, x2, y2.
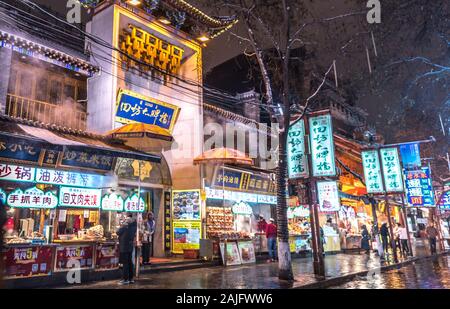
(61, 239, 447, 289)
(330, 254, 450, 289)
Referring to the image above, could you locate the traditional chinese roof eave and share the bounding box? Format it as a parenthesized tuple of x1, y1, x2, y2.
(0, 29, 99, 75)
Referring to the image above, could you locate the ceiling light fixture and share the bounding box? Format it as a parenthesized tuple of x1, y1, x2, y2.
(197, 35, 210, 42)
(126, 0, 141, 6)
(158, 17, 171, 25)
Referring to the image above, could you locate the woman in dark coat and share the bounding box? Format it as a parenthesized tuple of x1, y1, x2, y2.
(117, 214, 137, 285)
(361, 225, 371, 254)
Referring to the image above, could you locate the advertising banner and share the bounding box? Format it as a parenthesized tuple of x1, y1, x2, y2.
(172, 221, 201, 254)
(317, 181, 340, 212)
(2, 245, 53, 278)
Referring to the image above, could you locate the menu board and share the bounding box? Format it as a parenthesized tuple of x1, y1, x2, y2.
(237, 241, 256, 264)
(172, 221, 201, 254)
(219, 241, 242, 266)
(54, 244, 94, 272)
(317, 181, 340, 212)
(2, 245, 53, 278)
(172, 190, 201, 220)
(95, 243, 119, 270)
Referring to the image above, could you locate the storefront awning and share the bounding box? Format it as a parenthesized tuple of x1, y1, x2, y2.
(0, 117, 161, 163)
(105, 123, 173, 142)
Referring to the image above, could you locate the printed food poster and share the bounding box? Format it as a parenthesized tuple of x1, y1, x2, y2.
(172, 221, 201, 254)
(237, 241, 256, 264)
(172, 190, 201, 220)
(219, 242, 242, 266)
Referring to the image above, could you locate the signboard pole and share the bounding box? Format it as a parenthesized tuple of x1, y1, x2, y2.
(401, 194, 414, 257)
(305, 115, 325, 277)
(135, 162, 142, 278)
(385, 194, 398, 263)
(222, 163, 227, 267)
(376, 149, 399, 263)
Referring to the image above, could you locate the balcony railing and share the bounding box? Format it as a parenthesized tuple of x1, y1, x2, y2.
(5, 93, 87, 131)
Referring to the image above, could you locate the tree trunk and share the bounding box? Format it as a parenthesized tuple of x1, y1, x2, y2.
(276, 130, 294, 281)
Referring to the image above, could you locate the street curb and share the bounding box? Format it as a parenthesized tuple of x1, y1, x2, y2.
(294, 251, 450, 289)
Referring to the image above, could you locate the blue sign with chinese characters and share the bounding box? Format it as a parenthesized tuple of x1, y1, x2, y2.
(0, 134, 43, 163)
(404, 167, 434, 207)
(59, 150, 114, 172)
(115, 89, 180, 133)
(438, 191, 450, 210)
(212, 167, 244, 190)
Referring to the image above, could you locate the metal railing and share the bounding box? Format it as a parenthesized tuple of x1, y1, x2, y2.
(5, 93, 87, 130)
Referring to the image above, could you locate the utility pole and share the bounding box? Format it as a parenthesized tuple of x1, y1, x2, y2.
(305, 115, 325, 277)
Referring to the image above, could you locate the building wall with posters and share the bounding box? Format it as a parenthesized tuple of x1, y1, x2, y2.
(87, 2, 204, 191)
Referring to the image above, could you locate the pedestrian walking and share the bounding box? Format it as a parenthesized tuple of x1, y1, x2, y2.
(425, 223, 439, 255)
(360, 225, 371, 254)
(117, 213, 137, 285)
(380, 222, 390, 254)
(398, 223, 410, 257)
(142, 212, 155, 265)
(266, 218, 277, 262)
(393, 223, 402, 255)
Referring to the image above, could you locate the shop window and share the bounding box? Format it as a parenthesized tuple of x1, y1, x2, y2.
(19, 72, 33, 98)
(35, 78, 48, 102)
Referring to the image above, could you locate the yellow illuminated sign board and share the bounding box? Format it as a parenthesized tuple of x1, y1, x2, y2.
(120, 24, 184, 76)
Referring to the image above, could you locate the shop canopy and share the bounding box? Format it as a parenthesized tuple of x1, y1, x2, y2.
(193, 147, 253, 166)
(105, 123, 173, 142)
(0, 116, 160, 163)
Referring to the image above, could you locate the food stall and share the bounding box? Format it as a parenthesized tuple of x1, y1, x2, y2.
(204, 186, 276, 262)
(287, 205, 311, 254)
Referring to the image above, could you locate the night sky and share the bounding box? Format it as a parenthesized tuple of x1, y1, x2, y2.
(9, 0, 450, 178)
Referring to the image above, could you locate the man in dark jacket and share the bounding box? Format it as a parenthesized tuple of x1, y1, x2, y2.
(380, 223, 390, 254)
(117, 214, 137, 285)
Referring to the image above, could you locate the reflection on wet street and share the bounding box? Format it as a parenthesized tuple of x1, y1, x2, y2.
(330, 255, 450, 289)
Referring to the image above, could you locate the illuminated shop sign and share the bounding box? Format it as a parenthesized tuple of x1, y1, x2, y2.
(287, 119, 308, 179)
(380, 147, 404, 192)
(101, 193, 125, 212)
(309, 114, 336, 177)
(404, 167, 434, 207)
(0, 164, 113, 188)
(7, 187, 58, 209)
(119, 24, 184, 76)
(115, 89, 180, 133)
(59, 187, 102, 208)
(361, 150, 384, 194)
(317, 181, 340, 212)
(212, 167, 276, 194)
(0, 164, 36, 183)
(205, 187, 276, 204)
(124, 193, 146, 212)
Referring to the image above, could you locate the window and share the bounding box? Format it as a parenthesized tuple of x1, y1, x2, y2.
(8, 69, 17, 94)
(49, 80, 62, 104)
(35, 78, 48, 101)
(64, 84, 75, 101)
(19, 72, 33, 98)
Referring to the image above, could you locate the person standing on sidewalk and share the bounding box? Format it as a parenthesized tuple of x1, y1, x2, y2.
(398, 223, 410, 257)
(360, 225, 371, 254)
(380, 222, 390, 254)
(425, 223, 439, 255)
(266, 218, 277, 262)
(117, 213, 137, 285)
(142, 212, 155, 265)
